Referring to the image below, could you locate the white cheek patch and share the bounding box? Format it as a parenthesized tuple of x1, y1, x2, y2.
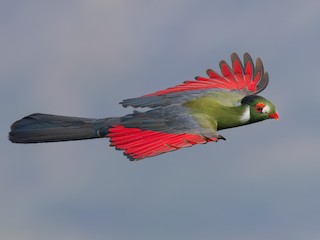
(240, 106, 250, 123)
(262, 105, 271, 114)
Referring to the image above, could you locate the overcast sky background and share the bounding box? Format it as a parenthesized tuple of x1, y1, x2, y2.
(1, 1, 320, 239)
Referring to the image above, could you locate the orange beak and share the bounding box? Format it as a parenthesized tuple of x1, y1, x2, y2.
(269, 112, 279, 120)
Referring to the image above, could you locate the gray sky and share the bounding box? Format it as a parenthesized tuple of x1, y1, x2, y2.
(1, 1, 320, 239)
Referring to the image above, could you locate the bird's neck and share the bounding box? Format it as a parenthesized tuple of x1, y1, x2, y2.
(216, 104, 251, 130)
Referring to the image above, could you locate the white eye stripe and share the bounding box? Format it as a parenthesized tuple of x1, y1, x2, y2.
(262, 105, 271, 114)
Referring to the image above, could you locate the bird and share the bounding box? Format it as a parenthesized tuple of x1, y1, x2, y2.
(9, 52, 278, 161)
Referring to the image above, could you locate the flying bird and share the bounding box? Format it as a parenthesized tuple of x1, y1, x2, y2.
(9, 53, 278, 161)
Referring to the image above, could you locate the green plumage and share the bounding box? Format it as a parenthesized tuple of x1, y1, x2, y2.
(184, 92, 277, 134)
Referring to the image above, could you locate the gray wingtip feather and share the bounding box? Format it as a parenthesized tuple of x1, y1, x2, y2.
(255, 72, 269, 94)
(243, 52, 254, 71)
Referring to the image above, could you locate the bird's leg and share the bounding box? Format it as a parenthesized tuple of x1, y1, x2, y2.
(217, 135, 226, 141)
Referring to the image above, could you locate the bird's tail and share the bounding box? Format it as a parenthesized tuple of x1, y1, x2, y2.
(9, 113, 120, 143)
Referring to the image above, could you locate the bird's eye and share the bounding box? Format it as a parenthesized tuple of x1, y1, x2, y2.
(255, 102, 265, 112)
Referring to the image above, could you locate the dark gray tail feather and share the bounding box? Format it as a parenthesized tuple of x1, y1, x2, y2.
(9, 113, 120, 143)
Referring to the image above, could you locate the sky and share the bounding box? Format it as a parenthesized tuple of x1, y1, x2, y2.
(1, 1, 320, 239)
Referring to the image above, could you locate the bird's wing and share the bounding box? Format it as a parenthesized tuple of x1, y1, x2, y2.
(107, 106, 220, 161)
(121, 52, 269, 108)
(108, 125, 220, 161)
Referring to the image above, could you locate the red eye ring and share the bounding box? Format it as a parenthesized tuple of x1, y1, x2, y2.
(255, 102, 265, 112)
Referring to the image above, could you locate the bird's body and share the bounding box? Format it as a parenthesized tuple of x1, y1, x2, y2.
(9, 53, 278, 160)
(183, 91, 250, 130)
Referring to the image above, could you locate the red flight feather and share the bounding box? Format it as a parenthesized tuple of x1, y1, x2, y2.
(144, 52, 267, 97)
(108, 125, 217, 160)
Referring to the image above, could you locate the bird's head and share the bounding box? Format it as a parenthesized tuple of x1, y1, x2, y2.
(241, 95, 279, 123)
